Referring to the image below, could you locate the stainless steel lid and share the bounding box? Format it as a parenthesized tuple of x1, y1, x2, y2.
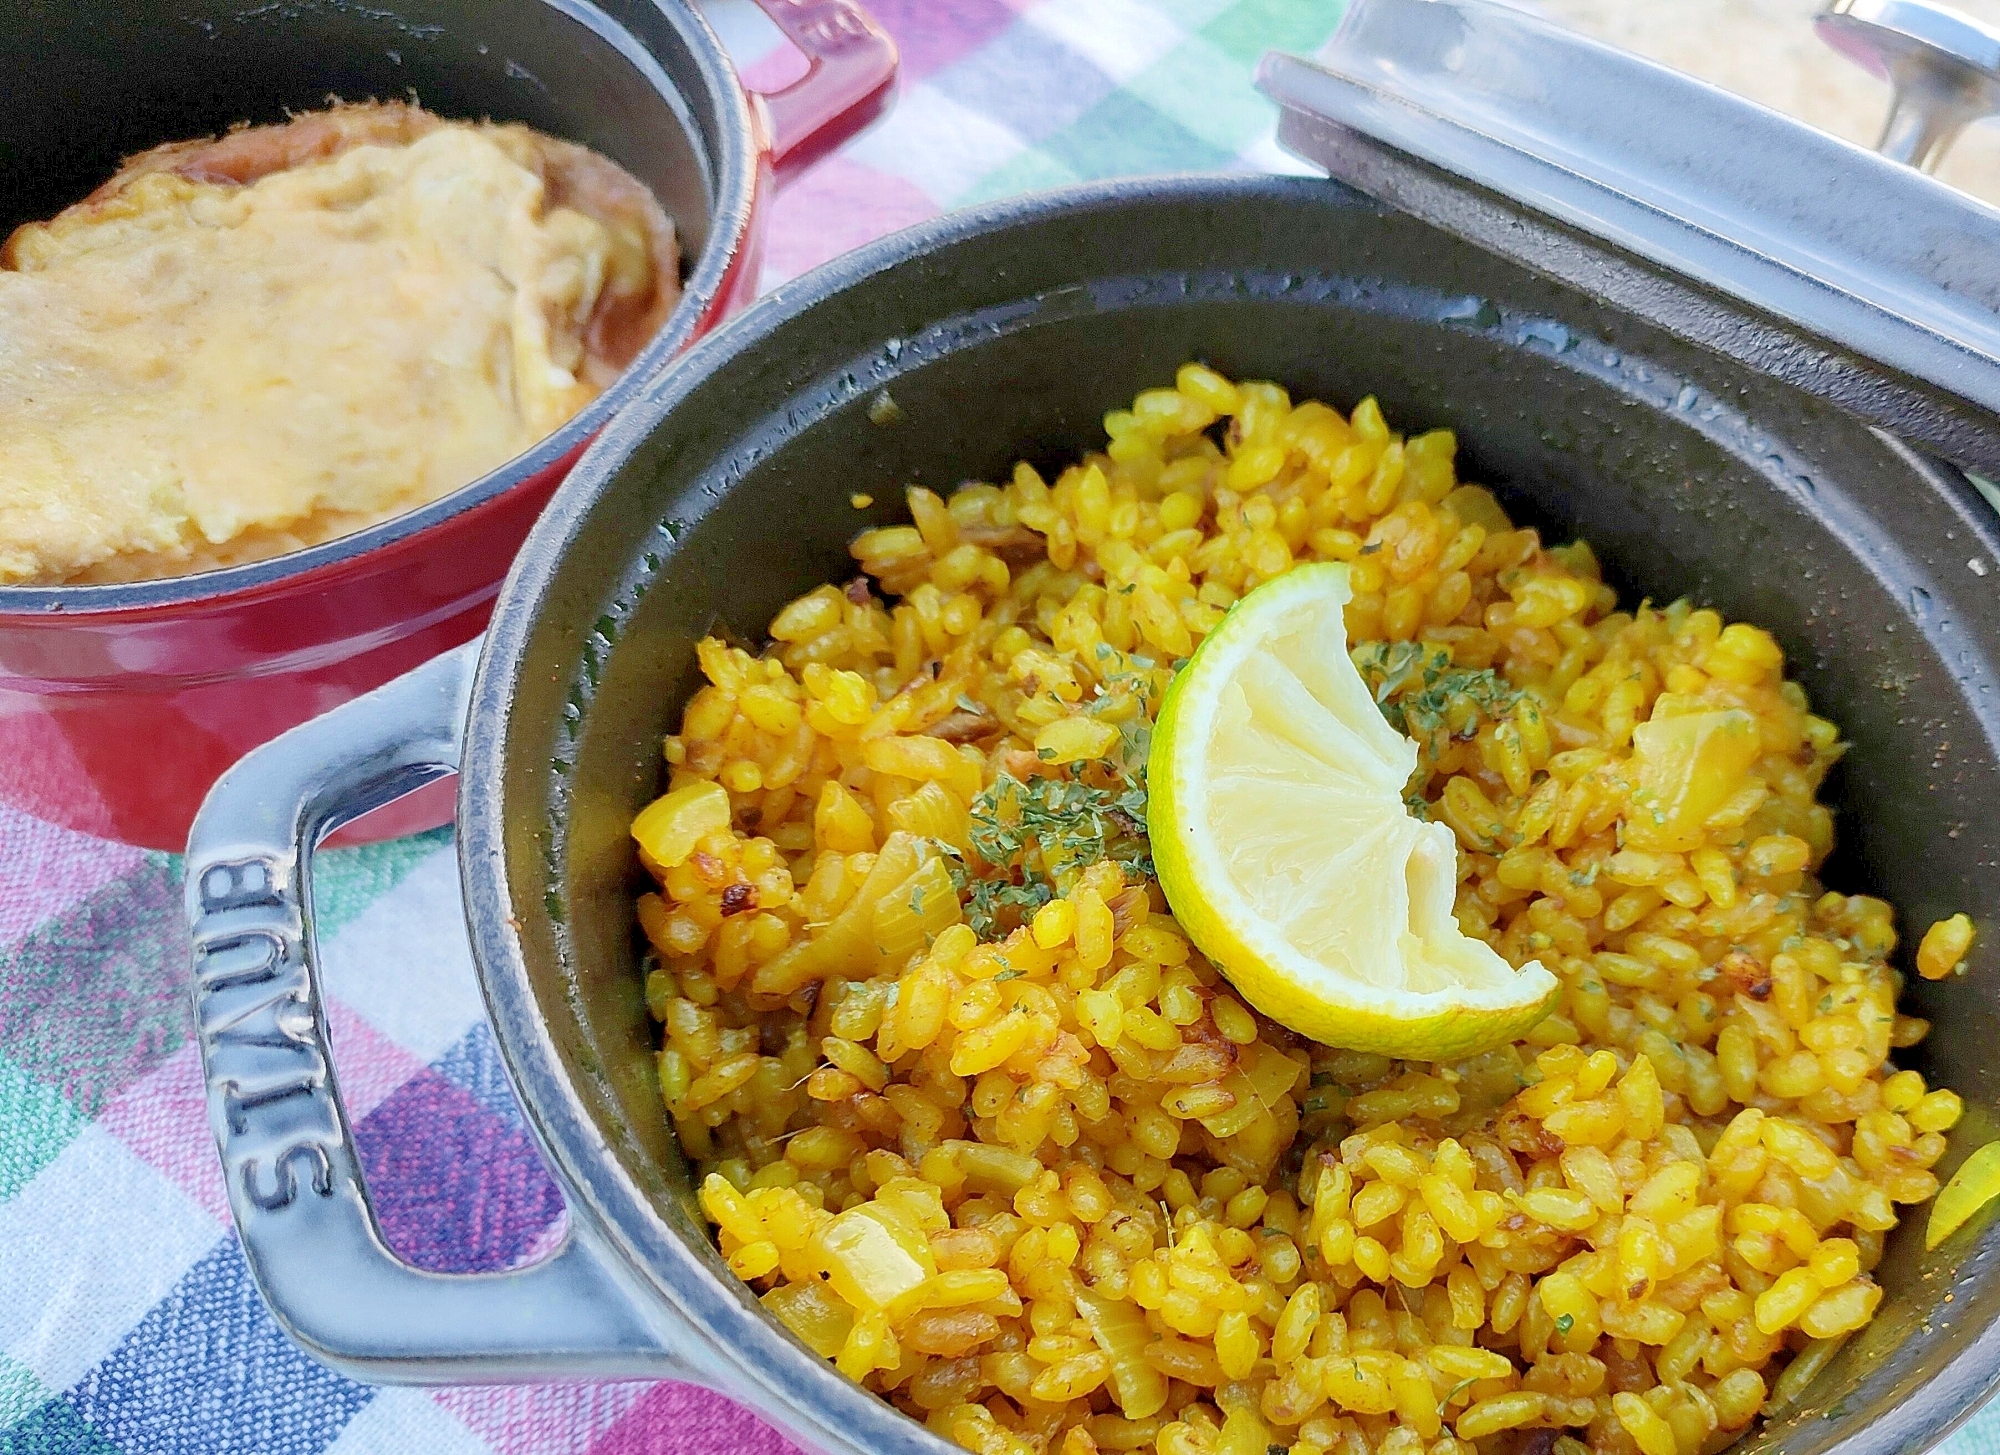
(1257, 0, 2000, 475)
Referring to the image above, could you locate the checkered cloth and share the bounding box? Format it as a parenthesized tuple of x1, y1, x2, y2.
(0, 3, 1334, 1452)
(4, 4, 1995, 1454)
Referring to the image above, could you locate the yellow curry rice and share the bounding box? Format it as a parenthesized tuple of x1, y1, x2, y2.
(631, 365, 1963, 1455)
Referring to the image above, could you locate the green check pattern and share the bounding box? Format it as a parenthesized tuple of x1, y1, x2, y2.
(9, 2, 1999, 1453)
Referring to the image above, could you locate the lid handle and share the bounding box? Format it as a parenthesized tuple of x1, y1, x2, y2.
(1817, 0, 2000, 170)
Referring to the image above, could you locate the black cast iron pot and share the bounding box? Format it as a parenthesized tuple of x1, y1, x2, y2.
(184, 169, 2000, 1455)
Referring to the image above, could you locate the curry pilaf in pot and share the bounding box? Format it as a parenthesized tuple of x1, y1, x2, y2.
(627, 365, 1977, 1455)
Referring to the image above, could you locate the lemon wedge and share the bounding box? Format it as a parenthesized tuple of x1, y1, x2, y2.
(1148, 562, 1558, 1059)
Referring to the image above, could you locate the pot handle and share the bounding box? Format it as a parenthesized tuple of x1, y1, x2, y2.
(183, 641, 683, 1384)
(748, 0, 898, 177)
(1816, 0, 2000, 172)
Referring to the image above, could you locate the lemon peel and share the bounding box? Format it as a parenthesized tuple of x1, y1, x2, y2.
(1928, 1141, 2000, 1250)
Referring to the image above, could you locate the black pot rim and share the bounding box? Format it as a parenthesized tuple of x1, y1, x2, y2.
(461, 169, 2000, 1455)
(0, 0, 756, 618)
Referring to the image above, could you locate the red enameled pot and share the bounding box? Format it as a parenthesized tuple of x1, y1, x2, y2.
(0, 0, 894, 849)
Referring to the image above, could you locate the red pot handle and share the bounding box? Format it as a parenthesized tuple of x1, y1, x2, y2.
(747, 0, 898, 178)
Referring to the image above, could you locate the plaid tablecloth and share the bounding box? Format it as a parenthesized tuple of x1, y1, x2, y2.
(0, 3, 1335, 1452)
(4, 4, 1996, 1455)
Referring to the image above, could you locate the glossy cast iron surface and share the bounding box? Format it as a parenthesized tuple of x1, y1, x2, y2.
(469, 175, 2000, 1454)
(189, 173, 2000, 1455)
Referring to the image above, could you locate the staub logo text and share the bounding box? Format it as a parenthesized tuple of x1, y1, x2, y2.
(191, 857, 337, 1211)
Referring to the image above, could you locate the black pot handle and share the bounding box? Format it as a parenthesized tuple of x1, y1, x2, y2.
(183, 641, 685, 1383)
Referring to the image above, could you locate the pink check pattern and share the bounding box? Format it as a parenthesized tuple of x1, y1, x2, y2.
(34, 7, 1992, 1455)
(0, 4, 1339, 1451)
